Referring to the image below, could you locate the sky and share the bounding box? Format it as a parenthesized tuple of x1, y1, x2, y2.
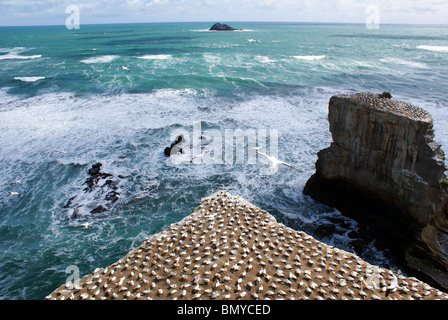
(0, 0, 447, 26)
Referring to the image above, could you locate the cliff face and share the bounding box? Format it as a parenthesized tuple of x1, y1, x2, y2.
(304, 92, 448, 289)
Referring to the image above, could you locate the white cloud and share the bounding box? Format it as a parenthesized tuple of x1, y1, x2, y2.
(0, 0, 447, 25)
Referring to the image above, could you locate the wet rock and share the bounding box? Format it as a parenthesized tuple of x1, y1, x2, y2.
(315, 222, 336, 237)
(349, 238, 366, 254)
(90, 205, 107, 214)
(64, 196, 76, 209)
(64, 163, 122, 219)
(164, 135, 185, 157)
(88, 163, 102, 176)
(105, 191, 120, 203)
(164, 147, 172, 157)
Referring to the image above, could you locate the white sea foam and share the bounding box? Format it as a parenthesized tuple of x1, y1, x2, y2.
(293, 55, 326, 61)
(80, 55, 119, 64)
(138, 54, 172, 60)
(0, 53, 42, 60)
(417, 45, 448, 53)
(14, 76, 46, 82)
(379, 57, 429, 69)
(255, 55, 276, 64)
(0, 87, 20, 104)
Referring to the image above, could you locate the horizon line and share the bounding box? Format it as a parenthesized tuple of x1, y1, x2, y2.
(1, 20, 448, 28)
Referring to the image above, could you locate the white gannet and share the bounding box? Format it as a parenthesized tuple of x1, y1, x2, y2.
(122, 66, 130, 71)
(191, 149, 210, 163)
(11, 178, 24, 184)
(80, 222, 90, 229)
(55, 150, 67, 155)
(249, 148, 301, 172)
(9, 192, 20, 196)
(384, 274, 399, 296)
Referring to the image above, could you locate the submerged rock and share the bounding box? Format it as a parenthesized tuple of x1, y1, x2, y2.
(303, 92, 448, 290)
(64, 163, 122, 219)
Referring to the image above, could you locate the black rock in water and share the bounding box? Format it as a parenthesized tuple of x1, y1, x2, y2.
(90, 205, 107, 214)
(64, 163, 122, 219)
(209, 23, 241, 31)
(164, 135, 185, 157)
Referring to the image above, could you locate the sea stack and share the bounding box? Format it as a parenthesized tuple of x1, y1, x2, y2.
(209, 23, 240, 31)
(303, 92, 448, 290)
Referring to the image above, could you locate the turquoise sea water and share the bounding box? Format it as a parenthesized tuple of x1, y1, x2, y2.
(1, 22, 448, 299)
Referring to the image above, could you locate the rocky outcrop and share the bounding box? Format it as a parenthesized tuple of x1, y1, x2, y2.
(209, 23, 241, 31)
(47, 191, 448, 300)
(64, 163, 122, 219)
(303, 92, 448, 290)
(164, 135, 185, 157)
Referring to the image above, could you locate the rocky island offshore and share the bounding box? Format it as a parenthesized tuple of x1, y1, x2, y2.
(304, 92, 448, 290)
(209, 23, 242, 31)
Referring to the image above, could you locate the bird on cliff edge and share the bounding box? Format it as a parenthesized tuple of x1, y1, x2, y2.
(248, 148, 301, 173)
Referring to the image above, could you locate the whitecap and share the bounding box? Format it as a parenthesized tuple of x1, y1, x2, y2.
(0, 53, 42, 60)
(379, 57, 429, 69)
(417, 45, 448, 53)
(80, 55, 119, 64)
(254, 55, 276, 64)
(137, 54, 172, 60)
(14, 76, 46, 82)
(293, 55, 326, 61)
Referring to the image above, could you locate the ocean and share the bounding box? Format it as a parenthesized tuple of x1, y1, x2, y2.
(0, 22, 448, 299)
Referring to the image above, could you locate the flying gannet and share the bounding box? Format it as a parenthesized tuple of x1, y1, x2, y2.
(248, 148, 301, 172)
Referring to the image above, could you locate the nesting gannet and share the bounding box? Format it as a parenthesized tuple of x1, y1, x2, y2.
(248, 148, 301, 172)
(384, 274, 399, 296)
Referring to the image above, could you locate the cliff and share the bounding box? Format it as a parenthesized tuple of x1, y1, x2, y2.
(303, 92, 448, 290)
(47, 191, 447, 300)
